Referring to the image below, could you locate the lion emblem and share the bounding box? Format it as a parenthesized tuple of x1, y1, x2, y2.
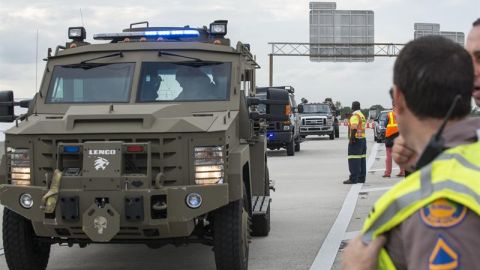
(94, 157, 110, 171)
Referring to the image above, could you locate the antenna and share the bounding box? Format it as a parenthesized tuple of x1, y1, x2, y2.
(80, 8, 85, 27)
(35, 29, 39, 92)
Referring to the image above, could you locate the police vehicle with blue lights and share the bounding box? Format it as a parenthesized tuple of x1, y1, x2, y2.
(255, 86, 302, 156)
(0, 20, 280, 270)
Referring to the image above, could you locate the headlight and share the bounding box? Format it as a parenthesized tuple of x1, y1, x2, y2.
(194, 146, 224, 185)
(7, 147, 31, 186)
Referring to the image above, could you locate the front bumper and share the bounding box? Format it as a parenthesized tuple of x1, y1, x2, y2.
(0, 184, 229, 240)
(300, 125, 333, 136)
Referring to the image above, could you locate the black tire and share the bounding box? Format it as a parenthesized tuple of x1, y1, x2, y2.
(329, 132, 334, 140)
(294, 141, 300, 152)
(251, 167, 271, 237)
(214, 197, 249, 270)
(335, 126, 340, 138)
(3, 208, 51, 270)
(286, 141, 295, 156)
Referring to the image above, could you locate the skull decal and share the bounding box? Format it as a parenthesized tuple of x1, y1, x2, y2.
(94, 157, 110, 171)
(93, 216, 108, 234)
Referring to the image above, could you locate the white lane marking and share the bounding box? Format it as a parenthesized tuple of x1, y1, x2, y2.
(309, 183, 363, 270)
(366, 143, 380, 173)
(360, 186, 394, 193)
(343, 231, 360, 241)
(310, 142, 380, 270)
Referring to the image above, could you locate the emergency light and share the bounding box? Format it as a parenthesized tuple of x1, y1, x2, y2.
(94, 29, 200, 40)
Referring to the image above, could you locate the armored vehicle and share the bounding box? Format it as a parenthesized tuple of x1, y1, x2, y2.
(298, 102, 336, 140)
(0, 20, 276, 270)
(256, 86, 302, 156)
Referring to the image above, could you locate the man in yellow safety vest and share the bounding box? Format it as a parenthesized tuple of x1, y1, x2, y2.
(342, 35, 480, 269)
(343, 101, 367, 184)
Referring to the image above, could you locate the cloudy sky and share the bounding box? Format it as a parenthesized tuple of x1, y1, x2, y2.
(0, 0, 478, 108)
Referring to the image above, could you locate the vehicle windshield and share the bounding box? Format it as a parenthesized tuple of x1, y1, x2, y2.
(303, 104, 330, 114)
(137, 62, 231, 102)
(46, 63, 134, 103)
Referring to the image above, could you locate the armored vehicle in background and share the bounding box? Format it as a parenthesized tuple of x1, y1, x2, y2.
(298, 102, 336, 140)
(256, 86, 302, 156)
(0, 20, 277, 270)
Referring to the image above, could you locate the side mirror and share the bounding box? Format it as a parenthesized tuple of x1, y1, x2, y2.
(267, 89, 288, 114)
(297, 104, 304, 113)
(0, 91, 15, 122)
(247, 88, 289, 121)
(0, 91, 33, 123)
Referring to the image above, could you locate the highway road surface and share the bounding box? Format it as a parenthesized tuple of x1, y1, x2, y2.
(0, 126, 403, 270)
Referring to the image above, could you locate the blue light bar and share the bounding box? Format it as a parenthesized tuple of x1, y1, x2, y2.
(93, 29, 200, 40)
(64, 145, 80, 153)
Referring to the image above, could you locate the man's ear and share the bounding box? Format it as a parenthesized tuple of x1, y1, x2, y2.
(393, 85, 405, 114)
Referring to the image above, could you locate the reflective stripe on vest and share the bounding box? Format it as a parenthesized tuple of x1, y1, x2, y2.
(349, 111, 366, 138)
(385, 111, 399, 138)
(361, 141, 480, 270)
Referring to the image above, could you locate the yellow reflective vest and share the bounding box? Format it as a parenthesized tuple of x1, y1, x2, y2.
(361, 141, 480, 269)
(349, 110, 366, 139)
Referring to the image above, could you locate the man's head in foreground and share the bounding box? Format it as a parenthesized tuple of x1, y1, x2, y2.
(392, 36, 473, 148)
(466, 18, 480, 106)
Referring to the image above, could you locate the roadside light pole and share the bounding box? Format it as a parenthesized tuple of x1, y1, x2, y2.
(269, 54, 273, 87)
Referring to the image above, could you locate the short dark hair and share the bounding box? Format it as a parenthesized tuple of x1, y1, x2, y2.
(351, 101, 360, 111)
(393, 36, 473, 119)
(473, 18, 480, 27)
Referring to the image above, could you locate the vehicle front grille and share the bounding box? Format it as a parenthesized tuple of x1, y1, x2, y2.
(303, 118, 326, 126)
(34, 135, 183, 186)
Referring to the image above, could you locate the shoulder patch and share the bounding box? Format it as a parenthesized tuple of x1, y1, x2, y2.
(420, 199, 467, 228)
(429, 236, 459, 269)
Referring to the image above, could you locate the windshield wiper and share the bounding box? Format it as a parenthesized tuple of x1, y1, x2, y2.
(158, 51, 203, 61)
(158, 51, 221, 67)
(63, 52, 124, 70)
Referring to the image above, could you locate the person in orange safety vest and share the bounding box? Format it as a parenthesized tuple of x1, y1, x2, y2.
(383, 90, 405, 178)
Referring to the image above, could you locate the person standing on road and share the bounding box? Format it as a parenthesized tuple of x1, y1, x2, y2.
(343, 101, 367, 184)
(382, 89, 405, 178)
(343, 35, 480, 270)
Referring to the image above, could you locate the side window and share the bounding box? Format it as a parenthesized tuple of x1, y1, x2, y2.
(241, 70, 254, 95)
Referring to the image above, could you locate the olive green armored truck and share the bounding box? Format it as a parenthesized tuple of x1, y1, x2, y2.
(0, 20, 279, 270)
